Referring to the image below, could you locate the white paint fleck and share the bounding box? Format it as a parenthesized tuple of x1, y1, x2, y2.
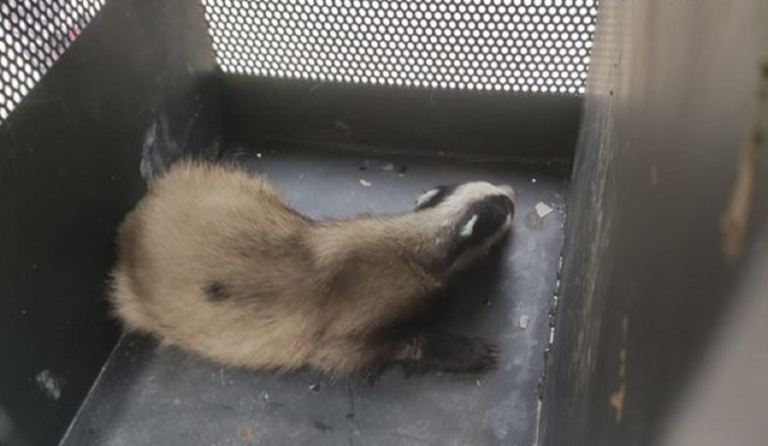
(359, 179, 372, 187)
(535, 202, 554, 218)
(35, 370, 63, 400)
(518, 314, 531, 329)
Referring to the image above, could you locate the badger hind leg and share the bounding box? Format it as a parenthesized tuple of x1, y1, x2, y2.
(309, 330, 497, 379)
(393, 331, 498, 375)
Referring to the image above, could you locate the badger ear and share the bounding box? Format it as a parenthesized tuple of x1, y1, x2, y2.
(415, 185, 458, 211)
(416, 188, 441, 208)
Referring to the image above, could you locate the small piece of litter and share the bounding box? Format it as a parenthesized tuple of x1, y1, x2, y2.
(359, 179, 372, 187)
(531, 178, 537, 183)
(256, 153, 262, 158)
(382, 163, 394, 171)
(309, 383, 321, 392)
(237, 425, 254, 442)
(535, 202, 554, 218)
(476, 379, 482, 387)
(518, 314, 531, 329)
(35, 370, 63, 400)
(525, 212, 544, 230)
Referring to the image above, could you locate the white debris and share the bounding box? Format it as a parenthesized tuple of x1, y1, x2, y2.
(36, 370, 63, 400)
(535, 202, 554, 218)
(256, 153, 262, 158)
(531, 178, 537, 183)
(359, 179, 372, 187)
(518, 314, 531, 329)
(381, 163, 395, 171)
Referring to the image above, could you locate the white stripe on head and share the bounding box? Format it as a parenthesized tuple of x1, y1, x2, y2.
(438, 182, 504, 216)
(460, 214, 478, 237)
(502, 214, 512, 231)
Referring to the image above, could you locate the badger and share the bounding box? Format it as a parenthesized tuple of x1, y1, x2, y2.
(109, 161, 516, 377)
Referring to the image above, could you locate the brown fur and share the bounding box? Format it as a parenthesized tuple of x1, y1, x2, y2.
(110, 161, 510, 377)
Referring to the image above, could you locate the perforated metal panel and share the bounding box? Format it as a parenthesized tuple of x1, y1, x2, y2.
(202, 0, 597, 95)
(0, 0, 106, 124)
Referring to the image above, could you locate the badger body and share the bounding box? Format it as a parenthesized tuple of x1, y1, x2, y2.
(110, 161, 515, 377)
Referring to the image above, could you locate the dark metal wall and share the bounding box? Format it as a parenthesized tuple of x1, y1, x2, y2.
(0, 0, 218, 444)
(222, 76, 581, 165)
(543, 3, 768, 446)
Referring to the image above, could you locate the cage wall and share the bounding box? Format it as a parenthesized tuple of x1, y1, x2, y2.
(0, 1, 218, 444)
(542, 3, 768, 446)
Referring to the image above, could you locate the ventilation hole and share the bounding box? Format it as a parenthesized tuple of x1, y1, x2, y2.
(0, 0, 105, 125)
(201, 0, 597, 95)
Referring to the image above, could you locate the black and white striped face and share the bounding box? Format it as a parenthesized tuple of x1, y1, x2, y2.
(416, 182, 516, 271)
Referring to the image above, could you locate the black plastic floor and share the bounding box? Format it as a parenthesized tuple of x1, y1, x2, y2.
(62, 148, 567, 446)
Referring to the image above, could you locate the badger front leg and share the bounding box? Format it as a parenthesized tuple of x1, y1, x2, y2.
(392, 330, 498, 375)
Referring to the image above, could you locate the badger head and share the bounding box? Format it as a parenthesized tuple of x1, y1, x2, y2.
(415, 182, 516, 273)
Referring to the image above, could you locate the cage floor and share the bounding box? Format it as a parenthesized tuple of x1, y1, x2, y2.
(62, 148, 567, 446)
